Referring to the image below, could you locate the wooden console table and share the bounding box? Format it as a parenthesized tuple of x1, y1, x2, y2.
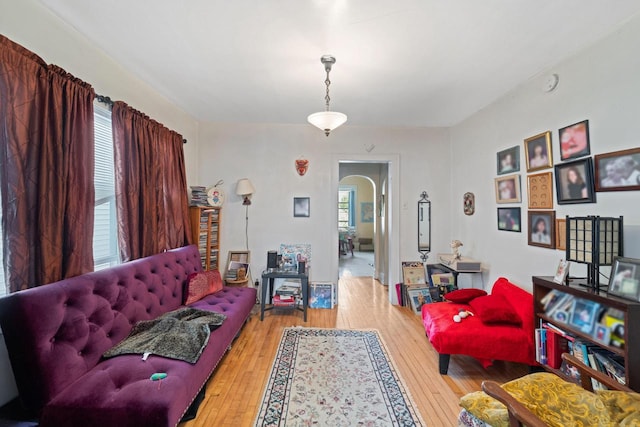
(436, 253, 483, 289)
(260, 269, 309, 321)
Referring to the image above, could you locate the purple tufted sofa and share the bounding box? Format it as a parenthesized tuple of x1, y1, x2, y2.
(0, 244, 257, 427)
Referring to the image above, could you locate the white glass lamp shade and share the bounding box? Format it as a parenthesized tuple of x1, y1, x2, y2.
(307, 111, 347, 136)
(236, 178, 255, 196)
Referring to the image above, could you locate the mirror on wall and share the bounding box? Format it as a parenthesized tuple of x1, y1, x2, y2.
(418, 191, 431, 262)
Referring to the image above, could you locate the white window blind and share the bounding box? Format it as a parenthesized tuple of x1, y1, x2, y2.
(93, 102, 119, 270)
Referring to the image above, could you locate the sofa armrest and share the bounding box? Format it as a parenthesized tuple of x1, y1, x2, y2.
(481, 381, 547, 427)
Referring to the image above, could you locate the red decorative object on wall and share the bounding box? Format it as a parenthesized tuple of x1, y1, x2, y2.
(296, 158, 309, 176)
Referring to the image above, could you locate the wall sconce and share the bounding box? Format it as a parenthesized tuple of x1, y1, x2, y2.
(236, 178, 255, 205)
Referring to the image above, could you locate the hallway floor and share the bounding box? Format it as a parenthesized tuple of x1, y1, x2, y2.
(338, 250, 374, 278)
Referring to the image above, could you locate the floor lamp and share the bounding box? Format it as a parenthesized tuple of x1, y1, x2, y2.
(236, 178, 255, 251)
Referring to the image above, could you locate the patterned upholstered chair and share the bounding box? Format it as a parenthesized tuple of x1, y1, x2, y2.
(458, 354, 640, 427)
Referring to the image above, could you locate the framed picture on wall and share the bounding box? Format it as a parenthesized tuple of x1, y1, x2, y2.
(494, 174, 521, 203)
(528, 210, 556, 249)
(361, 202, 374, 223)
(527, 171, 554, 209)
(497, 145, 520, 175)
(293, 197, 310, 217)
(497, 207, 521, 232)
(559, 120, 590, 160)
(594, 147, 640, 192)
(524, 131, 553, 172)
(554, 157, 596, 204)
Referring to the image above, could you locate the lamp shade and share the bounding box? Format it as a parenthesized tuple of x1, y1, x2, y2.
(236, 178, 255, 196)
(307, 111, 347, 136)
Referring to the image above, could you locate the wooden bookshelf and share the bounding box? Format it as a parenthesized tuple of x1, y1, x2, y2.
(189, 206, 220, 271)
(533, 276, 640, 391)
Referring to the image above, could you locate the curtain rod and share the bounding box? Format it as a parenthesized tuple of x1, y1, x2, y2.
(95, 94, 187, 144)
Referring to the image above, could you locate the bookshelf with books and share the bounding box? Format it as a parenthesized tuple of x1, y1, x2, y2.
(533, 276, 640, 391)
(189, 206, 221, 271)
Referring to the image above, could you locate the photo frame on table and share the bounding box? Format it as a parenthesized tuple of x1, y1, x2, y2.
(293, 197, 310, 217)
(554, 157, 596, 204)
(407, 287, 432, 315)
(524, 131, 553, 172)
(555, 218, 566, 251)
(569, 299, 600, 334)
(594, 147, 640, 192)
(607, 257, 640, 302)
(527, 171, 554, 209)
(497, 145, 520, 175)
(559, 120, 590, 161)
(497, 207, 521, 232)
(401, 261, 426, 286)
(494, 174, 521, 203)
(528, 210, 556, 249)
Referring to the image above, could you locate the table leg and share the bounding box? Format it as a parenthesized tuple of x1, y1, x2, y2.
(260, 277, 268, 321)
(302, 276, 308, 322)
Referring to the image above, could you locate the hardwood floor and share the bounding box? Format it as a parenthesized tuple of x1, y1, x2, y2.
(180, 277, 529, 427)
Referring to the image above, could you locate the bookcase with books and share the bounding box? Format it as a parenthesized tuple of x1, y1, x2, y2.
(189, 206, 221, 271)
(533, 276, 640, 391)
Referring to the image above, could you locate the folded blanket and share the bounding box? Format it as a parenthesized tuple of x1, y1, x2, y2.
(103, 307, 227, 363)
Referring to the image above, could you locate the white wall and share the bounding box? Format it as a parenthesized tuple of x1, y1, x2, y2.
(196, 123, 452, 298)
(449, 13, 640, 292)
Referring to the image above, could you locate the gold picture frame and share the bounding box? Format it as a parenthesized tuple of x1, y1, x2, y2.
(527, 171, 554, 209)
(524, 131, 553, 172)
(225, 250, 251, 285)
(494, 174, 521, 204)
(555, 218, 566, 251)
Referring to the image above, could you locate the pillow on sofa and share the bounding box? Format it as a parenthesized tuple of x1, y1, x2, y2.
(469, 294, 521, 326)
(184, 270, 223, 305)
(444, 288, 487, 304)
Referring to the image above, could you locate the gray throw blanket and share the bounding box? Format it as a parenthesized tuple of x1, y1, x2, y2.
(103, 307, 227, 364)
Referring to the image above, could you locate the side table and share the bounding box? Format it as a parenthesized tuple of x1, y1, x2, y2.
(260, 269, 309, 321)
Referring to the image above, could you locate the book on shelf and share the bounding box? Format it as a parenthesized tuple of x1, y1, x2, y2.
(272, 294, 297, 307)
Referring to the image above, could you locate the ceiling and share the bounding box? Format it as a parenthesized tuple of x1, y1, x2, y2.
(38, 0, 640, 128)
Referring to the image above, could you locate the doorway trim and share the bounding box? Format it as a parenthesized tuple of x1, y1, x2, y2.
(331, 154, 401, 304)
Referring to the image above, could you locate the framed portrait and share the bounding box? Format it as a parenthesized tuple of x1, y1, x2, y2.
(559, 120, 590, 161)
(361, 202, 374, 223)
(554, 157, 596, 204)
(594, 147, 640, 192)
(607, 257, 640, 302)
(402, 261, 426, 286)
(524, 131, 553, 172)
(593, 324, 611, 346)
(528, 210, 556, 249)
(497, 207, 521, 232)
(527, 171, 553, 209)
(555, 218, 566, 251)
(407, 287, 432, 315)
(494, 174, 521, 203)
(497, 145, 520, 175)
(293, 197, 310, 217)
(569, 299, 600, 334)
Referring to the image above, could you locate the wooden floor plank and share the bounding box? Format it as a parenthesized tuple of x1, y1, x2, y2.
(180, 277, 529, 427)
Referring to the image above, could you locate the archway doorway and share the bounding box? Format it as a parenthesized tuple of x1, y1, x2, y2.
(338, 175, 376, 279)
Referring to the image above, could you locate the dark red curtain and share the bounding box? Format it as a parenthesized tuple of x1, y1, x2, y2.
(0, 35, 95, 293)
(112, 101, 190, 262)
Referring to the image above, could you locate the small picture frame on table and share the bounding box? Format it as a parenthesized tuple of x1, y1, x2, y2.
(554, 157, 596, 204)
(607, 256, 640, 302)
(494, 174, 521, 203)
(594, 147, 640, 192)
(528, 210, 556, 249)
(559, 120, 590, 161)
(524, 131, 553, 172)
(553, 259, 570, 284)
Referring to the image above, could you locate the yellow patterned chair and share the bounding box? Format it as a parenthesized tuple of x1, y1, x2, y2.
(458, 354, 640, 427)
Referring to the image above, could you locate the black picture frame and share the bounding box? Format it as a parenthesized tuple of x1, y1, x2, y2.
(497, 207, 521, 232)
(607, 256, 640, 302)
(559, 119, 590, 161)
(594, 147, 640, 192)
(497, 145, 520, 175)
(554, 157, 596, 204)
(293, 197, 310, 217)
(528, 210, 556, 249)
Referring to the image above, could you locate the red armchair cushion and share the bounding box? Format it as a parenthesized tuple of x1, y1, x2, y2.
(444, 288, 487, 304)
(184, 270, 223, 305)
(469, 294, 522, 326)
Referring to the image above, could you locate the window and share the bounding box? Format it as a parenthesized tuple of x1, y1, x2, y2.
(338, 186, 356, 230)
(93, 102, 119, 269)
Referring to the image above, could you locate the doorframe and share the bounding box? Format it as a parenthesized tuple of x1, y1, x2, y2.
(331, 154, 401, 304)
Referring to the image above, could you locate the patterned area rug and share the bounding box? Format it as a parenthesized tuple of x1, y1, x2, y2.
(254, 327, 425, 426)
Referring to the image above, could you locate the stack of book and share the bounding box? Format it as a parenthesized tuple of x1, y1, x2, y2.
(274, 283, 301, 307)
(190, 186, 207, 206)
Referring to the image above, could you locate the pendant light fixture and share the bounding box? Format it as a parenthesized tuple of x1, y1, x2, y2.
(307, 55, 347, 136)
